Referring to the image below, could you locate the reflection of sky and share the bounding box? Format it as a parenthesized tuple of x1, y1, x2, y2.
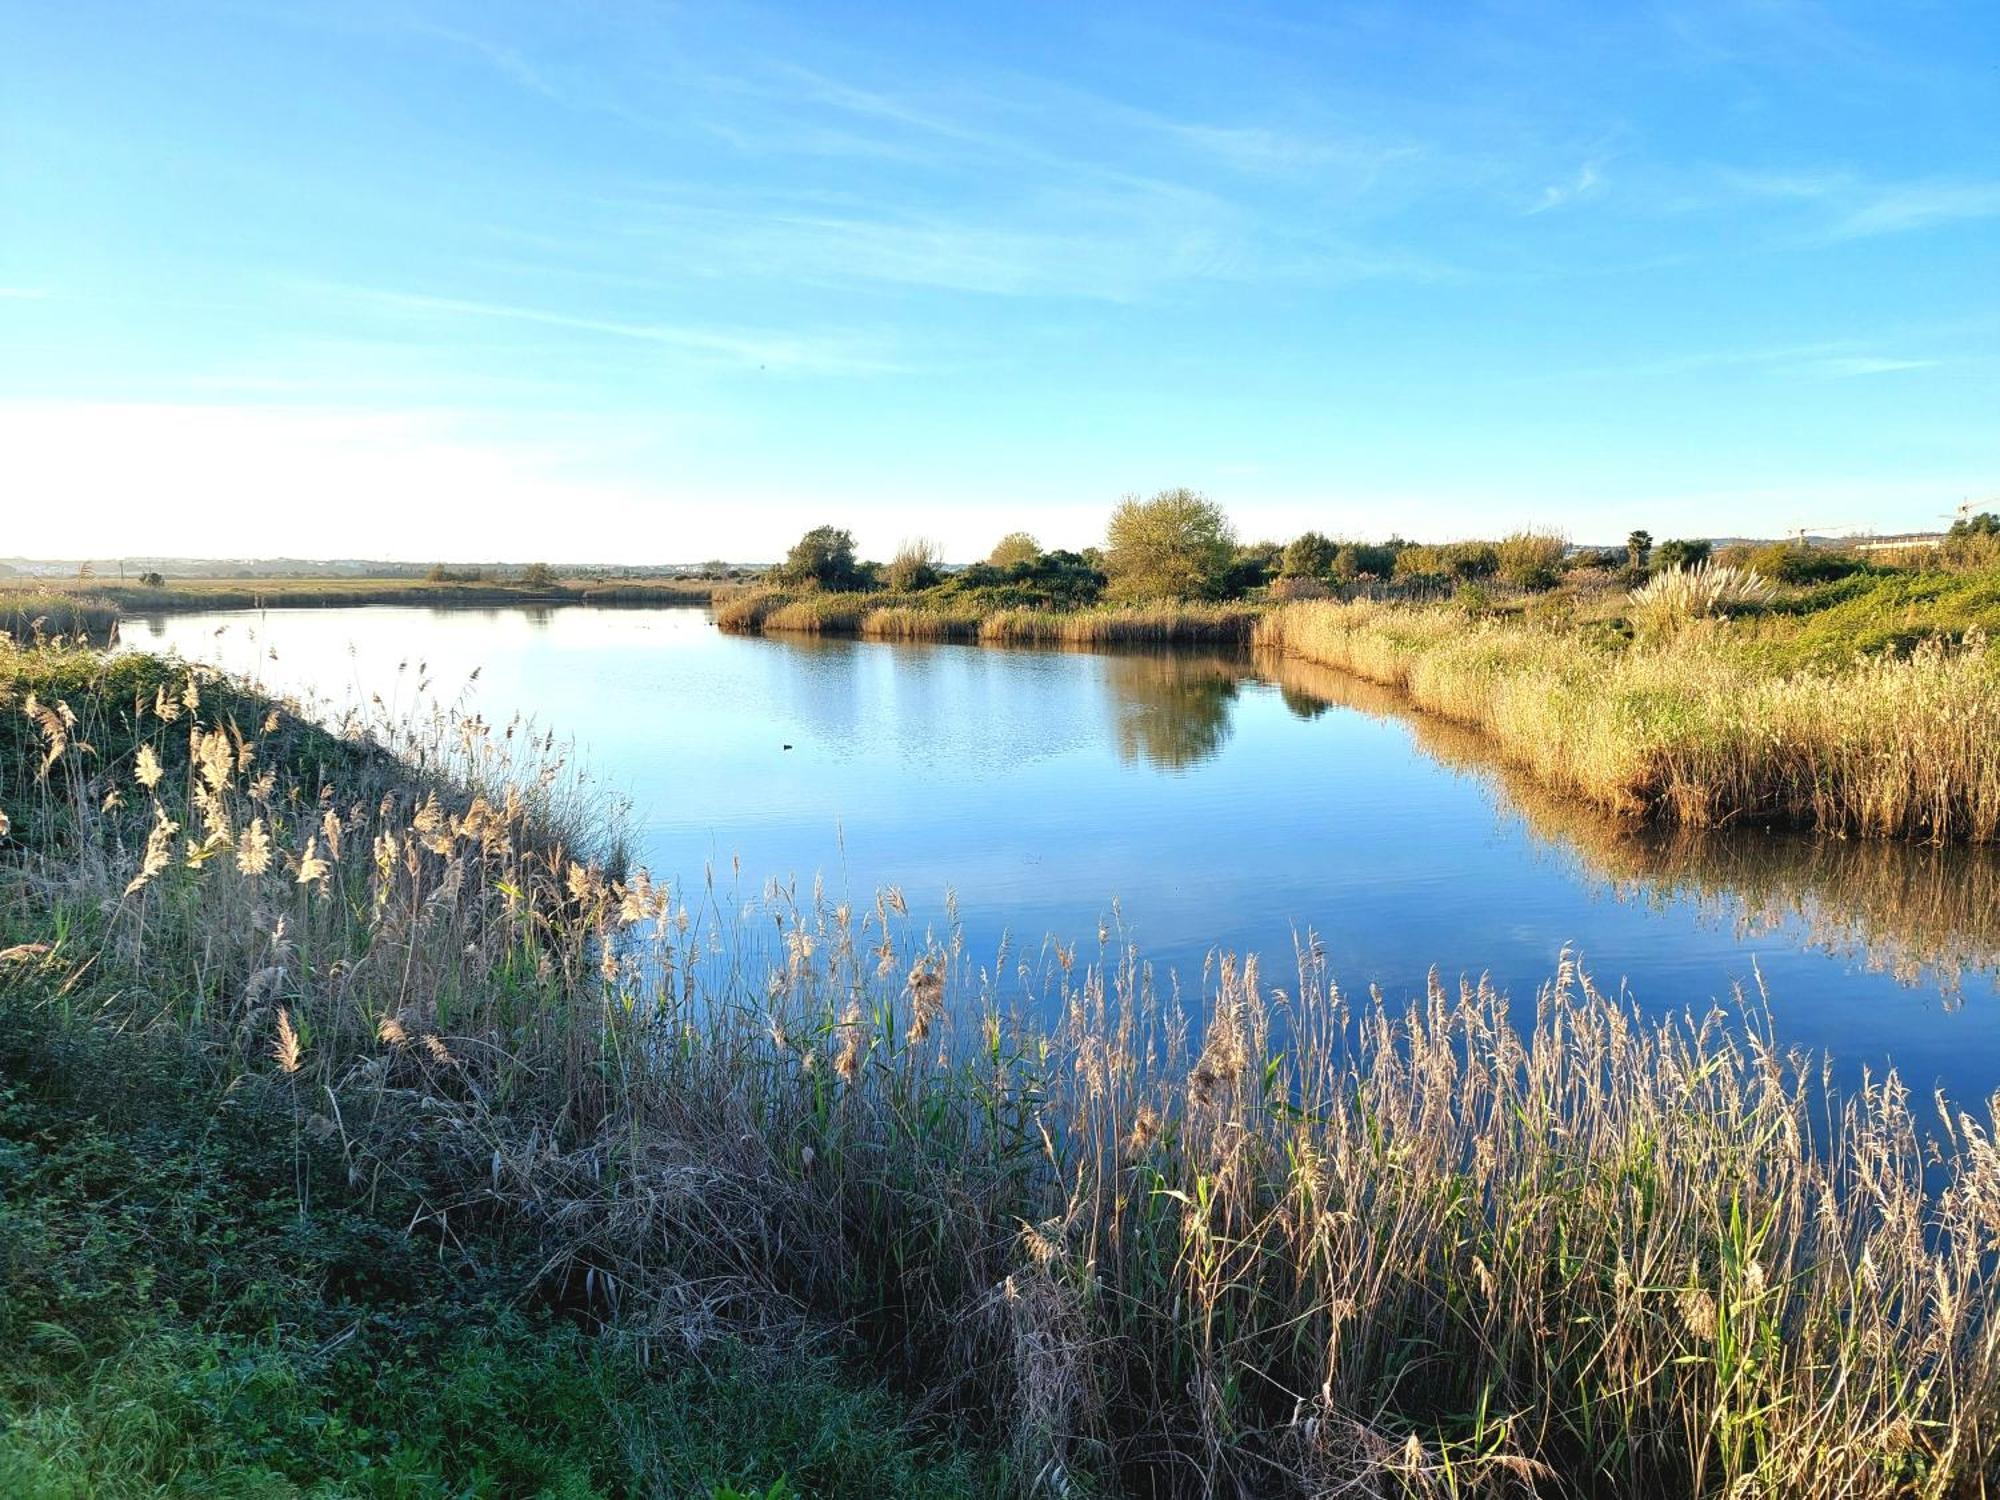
(129, 605, 2000, 1103)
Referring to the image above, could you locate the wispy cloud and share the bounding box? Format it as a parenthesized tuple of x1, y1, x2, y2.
(1724, 169, 2000, 240)
(1832, 181, 2000, 239)
(1788, 355, 1937, 379)
(309, 283, 910, 376)
(1531, 337, 1945, 384)
(1528, 161, 1605, 215)
(0, 286, 48, 300)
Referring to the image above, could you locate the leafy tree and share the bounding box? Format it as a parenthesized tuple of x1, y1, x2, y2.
(778, 526, 863, 590)
(1495, 531, 1566, 591)
(1103, 489, 1237, 600)
(1331, 541, 1400, 580)
(987, 532, 1041, 570)
(519, 562, 557, 589)
(1281, 531, 1336, 579)
(1947, 511, 1999, 540)
(1626, 530, 1654, 571)
(1654, 538, 1711, 571)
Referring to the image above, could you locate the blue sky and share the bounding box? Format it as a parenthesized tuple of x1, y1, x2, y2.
(2, 0, 1996, 560)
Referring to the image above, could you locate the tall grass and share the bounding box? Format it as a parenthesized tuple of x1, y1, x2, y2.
(1258, 598, 2000, 840)
(0, 590, 121, 645)
(717, 591, 1261, 647)
(1269, 655, 2000, 995)
(5, 639, 2000, 1496)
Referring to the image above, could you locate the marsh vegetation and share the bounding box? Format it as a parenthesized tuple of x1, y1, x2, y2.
(5, 635, 2000, 1496)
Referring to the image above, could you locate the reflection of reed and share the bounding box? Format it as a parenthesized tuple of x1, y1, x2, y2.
(1265, 650, 2000, 996)
(1103, 650, 1248, 771)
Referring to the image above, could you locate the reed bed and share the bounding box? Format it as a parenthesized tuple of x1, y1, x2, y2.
(716, 590, 1262, 646)
(1258, 599, 2000, 841)
(1269, 655, 2000, 995)
(0, 590, 121, 645)
(4, 640, 2000, 1496)
(862, 605, 984, 641)
(976, 603, 1258, 646)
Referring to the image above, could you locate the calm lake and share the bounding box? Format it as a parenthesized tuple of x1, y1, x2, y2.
(128, 603, 2000, 1099)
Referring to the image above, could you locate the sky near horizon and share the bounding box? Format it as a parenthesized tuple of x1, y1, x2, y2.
(3, 1, 1997, 562)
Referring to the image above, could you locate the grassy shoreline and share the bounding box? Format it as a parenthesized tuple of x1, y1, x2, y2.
(4, 637, 2000, 1495)
(716, 586, 1261, 645)
(1, 576, 734, 642)
(1256, 595, 2000, 841)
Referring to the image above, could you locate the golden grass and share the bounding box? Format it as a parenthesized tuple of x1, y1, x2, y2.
(1271, 654, 2000, 993)
(1258, 598, 2000, 841)
(0, 574, 732, 618)
(5, 640, 2000, 1495)
(716, 590, 1263, 647)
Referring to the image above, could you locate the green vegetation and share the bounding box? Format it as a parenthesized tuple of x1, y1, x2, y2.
(0, 575, 733, 640)
(0, 641, 1003, 1500)
(0, 1007, 994, 1500)
(1103, 488, 1236, 600)
(775, 525, 866, 590)
(1258, 582, 2000, 839)
(4, 638, 1998, 1496)
(987, 531, 1042, 569)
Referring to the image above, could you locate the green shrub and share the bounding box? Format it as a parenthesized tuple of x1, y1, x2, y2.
(1495, 530, 1566, 591)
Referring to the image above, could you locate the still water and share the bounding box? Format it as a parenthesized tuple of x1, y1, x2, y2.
(127, 604, 2000, 1100)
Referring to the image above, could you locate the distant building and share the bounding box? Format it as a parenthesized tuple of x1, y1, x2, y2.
(1852, 533, 1944, 552)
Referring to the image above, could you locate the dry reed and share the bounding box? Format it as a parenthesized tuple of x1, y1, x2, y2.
(1258, 598, 2000, 841)
(6, 640, 2000, 1497)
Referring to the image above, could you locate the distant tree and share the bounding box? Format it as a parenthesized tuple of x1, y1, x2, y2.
(1331, 541, 1400, 581)
(778, 526, 863, 590)
(698, 558, 732, 579)
(884, 537, 943, 592)
(1626, 530, 1654, 571)
(76, 561, 95, 581)
(1947, 511, 1999, 540)
(138, 570, 166, 588)
(1280, 531, 1336, 579)
(1104, 489, 1237, 600)
(988, 531, 1041, 570)
(1654, 538, 1711, 571)
(519, 562, 557, 589)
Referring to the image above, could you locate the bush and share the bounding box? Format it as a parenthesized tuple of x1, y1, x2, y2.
(1394, 541, 1498, 581)
(1331, 541, 1400, 581)
(1495, 531, 1566, 591)
(1103, 489, 1237, 600)
(778, 527, 865, 591)
(1280, 531, 1336, 579)
(1741, 542, 1867, 585)
(1628, 562, 1775, 639)
(986, 532, 1040, 569)
(1654, 538, 1712, 571)
(520, 562, 558, 589)
(884, 538, 943, 592)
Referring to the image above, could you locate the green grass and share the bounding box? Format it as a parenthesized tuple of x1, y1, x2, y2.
(1744, 567, 2000, 667)
(0, 996, 1002, 1500)
(0, 575, 734, 630)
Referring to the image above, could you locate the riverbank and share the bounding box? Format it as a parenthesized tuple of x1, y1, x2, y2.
(4, 636, 1998, 1496)
(717, 586, 1260, 644)
(1, 575, 735, 642)
(1256, 587, 2000, 841)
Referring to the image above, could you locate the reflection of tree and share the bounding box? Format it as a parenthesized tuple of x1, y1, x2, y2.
(1279, 684, 1331, 721)
(1106, 652, 1246, 770)
(1263, 649, 2000, 998)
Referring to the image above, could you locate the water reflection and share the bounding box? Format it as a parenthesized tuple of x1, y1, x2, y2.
(1106, 652, 1244, 771)
(1261, 653, 2000, 999)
